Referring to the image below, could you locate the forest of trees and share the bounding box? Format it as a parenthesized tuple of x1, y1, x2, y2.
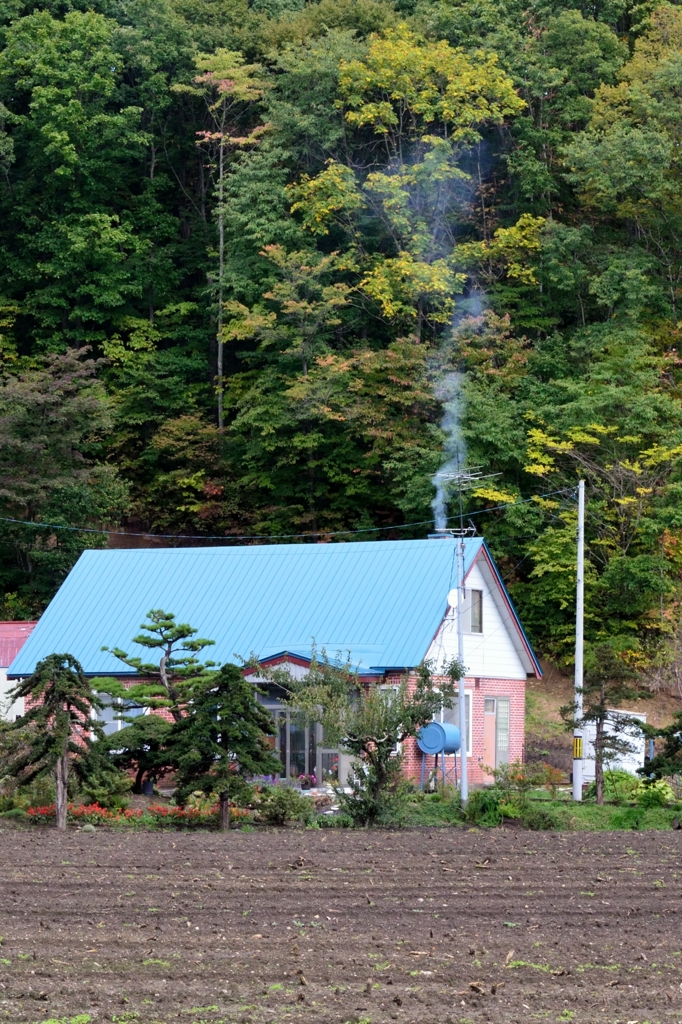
(0, 0, 680, 675)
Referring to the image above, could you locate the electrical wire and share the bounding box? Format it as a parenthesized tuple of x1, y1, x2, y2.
(0, 488, 575, 544)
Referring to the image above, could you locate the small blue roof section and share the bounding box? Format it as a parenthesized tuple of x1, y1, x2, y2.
(8, 537, 538, 678)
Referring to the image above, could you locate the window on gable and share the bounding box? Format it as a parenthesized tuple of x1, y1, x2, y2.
(470, 589, 482, 632)
(461, 589, 483, 633)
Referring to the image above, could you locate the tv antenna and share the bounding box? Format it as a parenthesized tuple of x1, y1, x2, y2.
(433, 463, 502, 535)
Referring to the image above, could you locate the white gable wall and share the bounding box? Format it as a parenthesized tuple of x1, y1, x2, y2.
(0, 668, 24, 722)
(425, 556, 528, 679)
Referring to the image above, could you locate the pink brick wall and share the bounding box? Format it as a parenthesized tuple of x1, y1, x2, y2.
(394, 674, 526, 788)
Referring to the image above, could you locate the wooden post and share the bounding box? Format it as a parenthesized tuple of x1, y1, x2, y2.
(55, 746, 68, 831)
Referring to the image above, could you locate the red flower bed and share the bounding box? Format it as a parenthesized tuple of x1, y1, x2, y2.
(25, 801, 249, 827)
(27, 802, 143, 824)
(26, 804, 56, 819)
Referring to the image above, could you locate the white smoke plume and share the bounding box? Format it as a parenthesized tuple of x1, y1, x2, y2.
(431, 372, 467, 530)
(430, 291, 484, 530)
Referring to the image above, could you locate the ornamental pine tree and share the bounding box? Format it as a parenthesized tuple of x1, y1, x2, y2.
(3, 653, 104, 829)
(95, 609, 218, 723)
(168, 663, 281, 829)
(104, 714, 173, 793)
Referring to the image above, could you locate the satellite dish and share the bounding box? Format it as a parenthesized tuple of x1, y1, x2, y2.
(447, 588, 458, 608)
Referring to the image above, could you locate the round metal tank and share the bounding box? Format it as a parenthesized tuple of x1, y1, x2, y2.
(417, 721, 461, 755)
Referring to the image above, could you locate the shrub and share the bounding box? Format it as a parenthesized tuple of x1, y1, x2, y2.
(317, 812, 352, 828)
(338, 775, 411, 828)
(27, 802, 145, 825)
(0, 807, 26, 819)
(76, 741, 133, 810)
(145, 803, 219, 827)
(4, 776, 55, 812)
(257, 785, 314, 826)
(499, 800, 522, 819)
(72, 802, 144, 824)
(483, 760, 548, 805)
(635, 779, 674, 808)
(465, 787, 503, 827)
(185, 790, 219, 813)
(541, 764, 566, 800)
(585, 769, 639, 803)
(24, 801, 239, 828)
(521, 804, 560, 831)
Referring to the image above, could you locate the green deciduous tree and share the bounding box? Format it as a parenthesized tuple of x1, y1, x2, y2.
(288, 25, 525, 334)
(278, 652, 462, 825)
(176, 48, 267, 427)
(1, 0, 682, 681)
(0, 10, 150, 350)
(0, 347, 127, 615)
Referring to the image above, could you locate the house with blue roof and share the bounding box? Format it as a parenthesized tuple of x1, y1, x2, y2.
(8, 534, 541, 787)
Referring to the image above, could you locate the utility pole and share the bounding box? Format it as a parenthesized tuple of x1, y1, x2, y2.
(434, 463, 499, 805)
(573, 478, 585, 801)
(457, 532, 468, 805)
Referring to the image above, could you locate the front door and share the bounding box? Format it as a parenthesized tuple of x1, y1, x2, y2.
(482, 697, 511, 783)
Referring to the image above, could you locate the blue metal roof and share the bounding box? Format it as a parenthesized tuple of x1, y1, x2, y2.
(7, 537, 533, 677)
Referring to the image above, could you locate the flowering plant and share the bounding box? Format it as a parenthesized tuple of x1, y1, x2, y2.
(27, 802, 144, 824)
(26, 801, 251, 828)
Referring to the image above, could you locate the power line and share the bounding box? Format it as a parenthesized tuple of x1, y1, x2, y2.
(0, 489, 575, 544)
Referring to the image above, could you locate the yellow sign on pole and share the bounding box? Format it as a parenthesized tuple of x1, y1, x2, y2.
(573, 736, 583, 760)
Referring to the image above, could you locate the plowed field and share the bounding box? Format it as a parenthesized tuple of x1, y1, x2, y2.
(0, 825, 680, 1023)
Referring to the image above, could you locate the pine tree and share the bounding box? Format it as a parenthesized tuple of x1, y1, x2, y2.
(562, 645, 648, 804)
(168, 663, 281, 829)
(96, 610, 218, 723)
(3, 654, 104, 829)
(104, 715, 173, 794)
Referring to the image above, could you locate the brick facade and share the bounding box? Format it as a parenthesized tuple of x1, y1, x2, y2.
(393, 673, 526, 788)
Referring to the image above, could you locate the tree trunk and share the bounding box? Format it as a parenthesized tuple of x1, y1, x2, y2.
(160, 648, 184, 723)
(55, 747, 69, 830)
(595, 717, 604, 805)
(133, 765, 145, 794)
(219, 791, 230, 831)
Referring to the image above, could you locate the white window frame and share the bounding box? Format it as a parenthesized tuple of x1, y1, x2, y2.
(461, 589, 483, 635)
(379, 683, 402, 755)
(91, 694, 148, 737)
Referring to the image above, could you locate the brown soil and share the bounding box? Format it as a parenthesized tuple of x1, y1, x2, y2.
(526, 660, 682, 772)
(1, 825, 682, 1023)
(531, 660, 682, 731)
